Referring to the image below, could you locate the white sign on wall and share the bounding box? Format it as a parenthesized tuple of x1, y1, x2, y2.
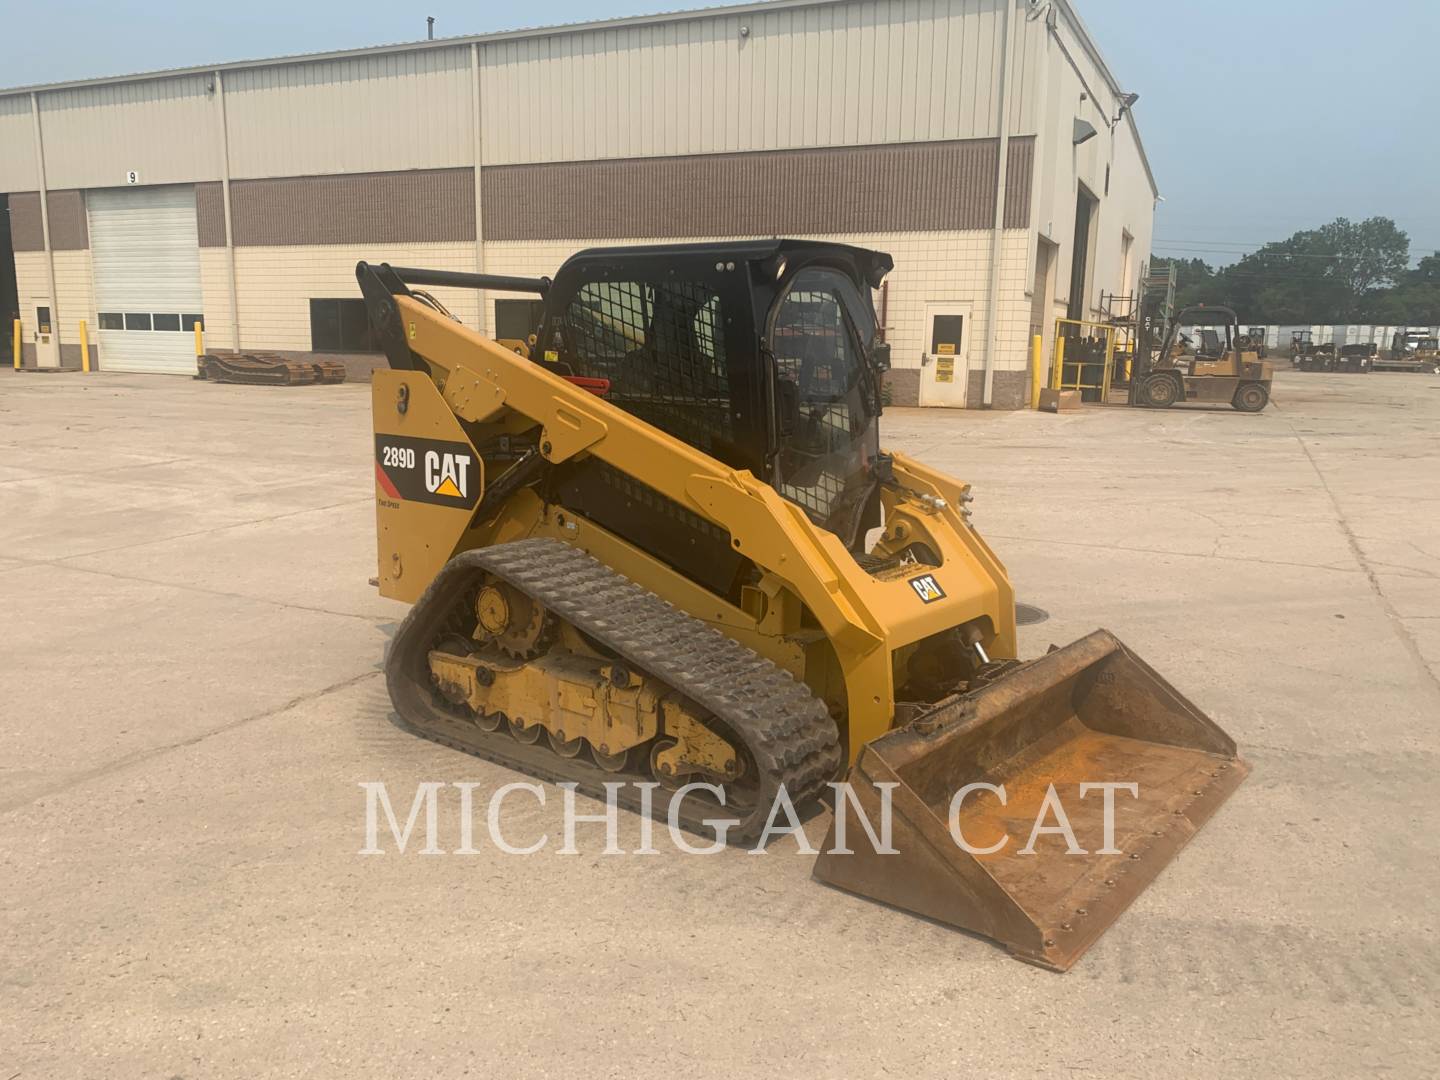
(125, 170, 140, 185)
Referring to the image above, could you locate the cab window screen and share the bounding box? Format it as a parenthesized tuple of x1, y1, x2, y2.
(561, 279, 733, 455)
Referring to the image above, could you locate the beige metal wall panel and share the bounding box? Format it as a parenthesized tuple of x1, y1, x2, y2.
(1031, 8, 1155, 321)
(479, 0, 1029, 166)
(1011, 11, 1043, 134)
(0, 96, 40, 192)
(223, 47, 474, 180)
(37, 75, 220, 189)
(8, 191, 44, 251)
(46, 190, 89, 250)
(483, 137, 1031, 240)
(228, 169, 474, 246)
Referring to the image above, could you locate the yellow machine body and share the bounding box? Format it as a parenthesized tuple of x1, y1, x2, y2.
(365, 248, 1248, 971)
(373, 303, 1014, 758)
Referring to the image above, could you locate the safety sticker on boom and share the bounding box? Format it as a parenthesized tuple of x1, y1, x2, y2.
(374, 435, 479, 509)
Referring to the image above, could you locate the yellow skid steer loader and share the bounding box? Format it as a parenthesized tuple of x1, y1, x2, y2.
(359, 242, 1248, 971)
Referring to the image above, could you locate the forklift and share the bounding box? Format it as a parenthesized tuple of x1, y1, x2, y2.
(1242, 326, 1269, 359)
(1131, 304, 1273, 412)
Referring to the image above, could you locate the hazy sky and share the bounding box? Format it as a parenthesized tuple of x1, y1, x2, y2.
(6, 0, 1437, 264)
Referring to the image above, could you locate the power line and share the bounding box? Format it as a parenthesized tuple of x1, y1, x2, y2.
(1154, 239, 1440, 257)
(1155, 248, 1365, 262)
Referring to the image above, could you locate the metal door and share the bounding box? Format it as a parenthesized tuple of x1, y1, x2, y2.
(919, 304, 971, 407)
(33, 299, 59, 368)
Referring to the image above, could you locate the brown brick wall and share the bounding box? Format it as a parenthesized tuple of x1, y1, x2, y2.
(59, 343, 99, 370)
(965, 368, 1030, 410)
(884, 368, 921, 407)
(885, 368, 1029, 410)
(196, 182, 228, 247)
(482, 137, 1034, 242)
(45, 190, 88, 250)
(8, 192, 43, 251)
(6, 190, 89, 251)
(229, 168, 475, 247)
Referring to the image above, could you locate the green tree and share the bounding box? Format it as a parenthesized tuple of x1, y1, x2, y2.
(1166, 257, 1218, 310)
(1364, 283, 1440, 325)
(1162, 217, 1412, 323)
(1318, 217, 1410, 306)
(1406, 252, 1440, 283)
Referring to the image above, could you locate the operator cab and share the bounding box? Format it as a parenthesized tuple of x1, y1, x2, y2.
(1158, 306, 1253, 376)
(536, 240, 893, 550)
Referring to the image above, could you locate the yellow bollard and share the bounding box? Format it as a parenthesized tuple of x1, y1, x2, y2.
(79, 319, 91, 373)
(1052, 335, 1066, 391)
(11, 318, 19, 370)
(194, 320, 204, 357)
(1030, 334, 1044, 410)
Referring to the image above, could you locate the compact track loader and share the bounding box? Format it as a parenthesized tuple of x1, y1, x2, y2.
(359, 242, 1248, 971)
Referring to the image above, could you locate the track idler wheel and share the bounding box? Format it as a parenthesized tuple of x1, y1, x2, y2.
(648, 739, 685, 791)
(591, 746, 630, 773)
(506, 713, 542, 744)
(547, 730, 584, 758)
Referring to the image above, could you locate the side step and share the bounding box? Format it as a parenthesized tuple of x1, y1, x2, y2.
(813, 630, 1249, 971)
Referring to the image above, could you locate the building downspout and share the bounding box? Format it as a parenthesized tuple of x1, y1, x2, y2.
(215, 70, 241, 350)
(982, 0, 1018, 407)
(29, 92, 60, 367)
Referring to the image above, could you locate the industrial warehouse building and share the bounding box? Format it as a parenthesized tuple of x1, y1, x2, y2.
(0, 0, 1156, 408)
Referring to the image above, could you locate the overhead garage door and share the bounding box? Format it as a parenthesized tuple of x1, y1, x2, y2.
(89, 186, 203, 375)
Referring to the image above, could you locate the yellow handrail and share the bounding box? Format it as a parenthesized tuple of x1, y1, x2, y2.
(1050, 317, 1118, 399)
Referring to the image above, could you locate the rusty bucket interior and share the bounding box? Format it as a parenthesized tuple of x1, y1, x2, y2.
(813, 629, 1249, 971)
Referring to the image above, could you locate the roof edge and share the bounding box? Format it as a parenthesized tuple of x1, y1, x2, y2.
(1050, 0, 1159, 200)
(0, 0, 842, 97)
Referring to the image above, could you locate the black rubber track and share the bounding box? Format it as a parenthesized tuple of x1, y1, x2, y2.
(385, 537, 844, 844)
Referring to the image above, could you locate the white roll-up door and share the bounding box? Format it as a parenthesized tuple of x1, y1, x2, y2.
(89, 186, 203, 375)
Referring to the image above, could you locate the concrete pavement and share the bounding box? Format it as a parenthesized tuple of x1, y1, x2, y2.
(1, 369, 1436, 1077)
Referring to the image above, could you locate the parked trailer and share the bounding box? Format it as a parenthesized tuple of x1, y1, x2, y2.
(1375, 329, 1440, 373)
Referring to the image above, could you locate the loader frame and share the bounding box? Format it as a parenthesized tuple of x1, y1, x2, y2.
(361, 258, 1017, 761)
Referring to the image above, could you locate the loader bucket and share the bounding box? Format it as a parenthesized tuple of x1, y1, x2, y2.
(813, 629, 1249, 971)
